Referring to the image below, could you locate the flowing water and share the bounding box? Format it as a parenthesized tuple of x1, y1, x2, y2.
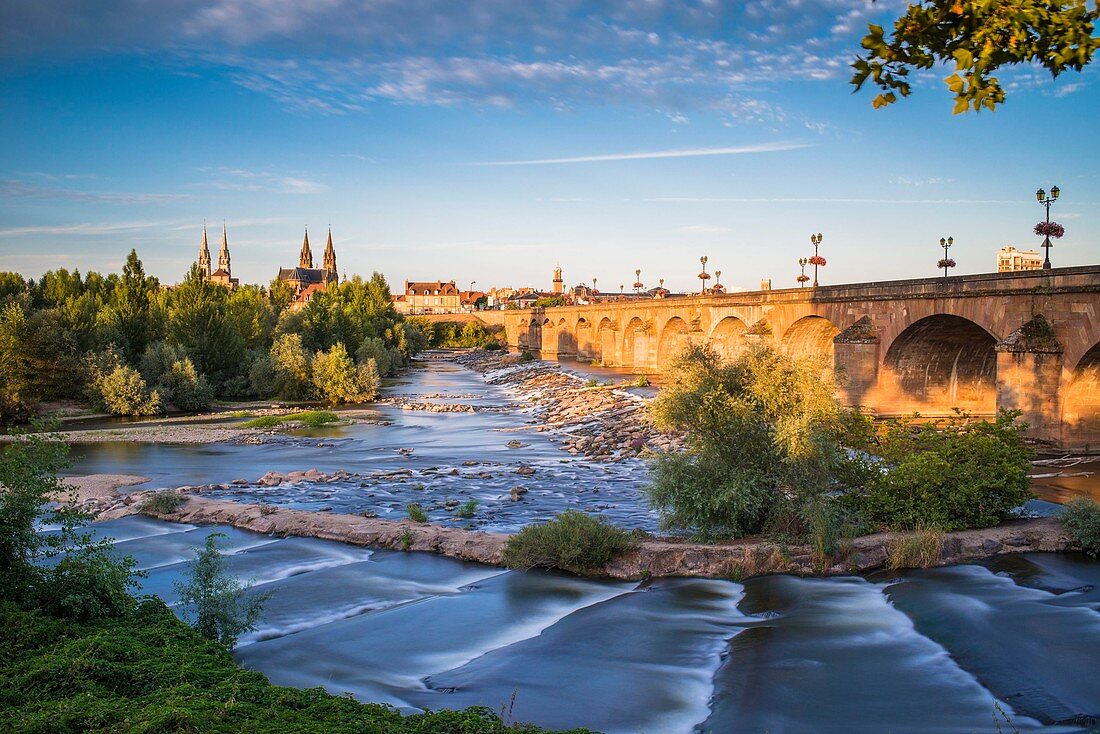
(67, 358, 1100, 732)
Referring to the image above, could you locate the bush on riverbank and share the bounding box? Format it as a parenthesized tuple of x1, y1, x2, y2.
(503, 510, 639, 573)
(1062, 498, 1100, 557)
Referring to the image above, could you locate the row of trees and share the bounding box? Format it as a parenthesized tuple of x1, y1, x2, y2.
(0, 251, 426, 420)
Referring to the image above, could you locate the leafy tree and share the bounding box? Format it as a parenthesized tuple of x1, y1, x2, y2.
(227, 285, 276, 350)
(24, 308, 84, 399)
(0, 303, 33, 421)
(157, 358, 215, 412)
(139, 340, 190, 385)
(174, 532, 271, 648)
(267, 277, 295, 316)
(311, 342, 379, 403)
(35, 268, 83, 308)
(269, 333, 313, 400)
(87, 355, 162, 416)
(114, 250, 158, 361)
(167, 265, 245, 388)
(853, 0, 1100, 112)
(0, 271, 28, 302)
(356, 336, 404, 376)
(645, 344, 858, 539)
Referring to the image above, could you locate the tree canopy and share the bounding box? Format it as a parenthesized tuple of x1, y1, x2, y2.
(853, 0, 1099, 112)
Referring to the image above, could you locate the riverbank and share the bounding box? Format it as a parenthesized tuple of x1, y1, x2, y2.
(72, 474, 1077, 580)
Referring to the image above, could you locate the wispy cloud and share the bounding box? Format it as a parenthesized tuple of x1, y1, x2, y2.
(198, 167, 327, 194)
(0, 219, 191, 237)
(472, 142, 811, 166)
(0, 179, 187, 204)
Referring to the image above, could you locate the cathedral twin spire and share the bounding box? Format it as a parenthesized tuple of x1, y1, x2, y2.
(200, 223, 337, 284)
(298, 226, 337, 277)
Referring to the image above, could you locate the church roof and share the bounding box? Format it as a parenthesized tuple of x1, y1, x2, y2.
(278, 267, 331, 284)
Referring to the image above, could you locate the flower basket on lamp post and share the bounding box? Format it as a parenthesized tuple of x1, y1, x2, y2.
(1035, 186, 1062, 269)
(938, 236, 955, 280)
(809, 233, 824, 287)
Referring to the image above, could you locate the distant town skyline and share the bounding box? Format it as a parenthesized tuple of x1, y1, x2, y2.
(1, 1, 1097, 292)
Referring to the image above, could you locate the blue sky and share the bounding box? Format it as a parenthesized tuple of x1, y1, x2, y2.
(1, 0, 1096, 293)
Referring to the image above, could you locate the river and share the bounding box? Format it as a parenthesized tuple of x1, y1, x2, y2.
(68, 357, 1100, 733)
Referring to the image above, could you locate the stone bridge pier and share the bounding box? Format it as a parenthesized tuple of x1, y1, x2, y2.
(491, 267, 1100, 451)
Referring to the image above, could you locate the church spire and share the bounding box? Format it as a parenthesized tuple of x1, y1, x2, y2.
(299, 227, 313, 269)
(217, 222, 231, 276)
(198, 222, 212, 279)
(323, 226, 337, 279)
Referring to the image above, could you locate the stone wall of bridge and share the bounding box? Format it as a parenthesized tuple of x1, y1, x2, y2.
(488, 266, 1100, 450)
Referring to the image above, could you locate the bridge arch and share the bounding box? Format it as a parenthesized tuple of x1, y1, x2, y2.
(1062, 342, 1100, 446)
(658, 317, 692, 367)
(597, 317, 617, 365)
(709, 316, 748, 361)
(556, 318, 576, 358)
(882, 314, 998, 414)
(575, 317, 593, 360)
(781, 316, 840, 361)
(622, 317, 652, 370)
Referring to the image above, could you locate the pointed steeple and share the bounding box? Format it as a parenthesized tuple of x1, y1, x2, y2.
(323, 226, 337, 279)
(299, 227, 313, 269)
(198, 222, 212, 279)
(217, 222, 231, 276)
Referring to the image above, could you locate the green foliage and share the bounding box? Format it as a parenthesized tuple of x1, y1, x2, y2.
(861, 411, 1034, 530)
(646, 344, 856, 539)
(241, 415, 282, 428)
(114, 249, 158, 362)
(142, 491, 187, 515)
(167, 266, 245, 388)
(502, 510, 639, 573)
(269, 333, 314, 401)
(633, 374, 649, 387)
(519, 350, 535, 363)
(455, 499, 478, 518)
(886, 525, 946, 570)
(0, 302, 34, 421)
(0, 424, 139, 622)
(533, 295, 569, 308)
(157, 358, 215, 412)
(138, 340, 190, 385)
(419, 319, 504, 349)
(1061, 498, 1100, 557)
(87, 356, 162, 416)
(283, 410, 339, 427)
(852, 1, 1100, 113)
(356, 335, 405, 376)
(312, 342, 379, 404)
(406, 502, 429, 523)
(0, 599, 589, 733)
(174, 532, 272, 648)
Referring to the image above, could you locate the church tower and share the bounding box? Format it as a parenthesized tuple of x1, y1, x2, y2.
(299, 228, 313, 268)
(217, 222, 231, 277)
(552, 265, 563, 294)
(323, 227, 337, 280)
(198, 223, 212, 279)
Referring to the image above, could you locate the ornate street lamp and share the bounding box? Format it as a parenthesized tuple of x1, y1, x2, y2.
(808, 233, 825, 287)
(633, 268, 644, 294)
(1035, 185, 1063, 270)
(657, 277, 665, 298)
(698, 255, 710, 295)
(937, 236, 955, 280)
(591, 277, 597, 303)
(797, 258, 810, 287)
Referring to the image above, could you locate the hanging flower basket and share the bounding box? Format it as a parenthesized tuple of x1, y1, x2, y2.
(1034, 221, 1064, 238)
(938, 258, 956, 269)
(633, 282, 644, 289)
(808, 255, 827, 266)
(697, 272, 711, 280)
(797, 274, 810, 283)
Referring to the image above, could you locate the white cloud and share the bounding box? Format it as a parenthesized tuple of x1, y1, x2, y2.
(0, 179, 187, 204)
(198, 167, 327, 194)
(471, 142, 811, 166)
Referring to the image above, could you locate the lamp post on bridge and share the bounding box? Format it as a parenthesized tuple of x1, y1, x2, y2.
(592, 277, 597, 303)
(938, 237, 955, 280)
(634, 268, 644, 294)
(1035, 185, 1062, 270)
(809, 233, 825, 287)
(797, 258, 809, 287)
(698, 255, 710, 295)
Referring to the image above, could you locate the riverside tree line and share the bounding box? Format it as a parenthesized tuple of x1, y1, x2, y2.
(0, 250, 499, 422)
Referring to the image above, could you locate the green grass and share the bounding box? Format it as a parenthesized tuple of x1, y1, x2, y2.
(240, 411, 339, 429)
(406, 503, 428, 523)
(0, 600, 591, 733)
(455, 499, 478, 518)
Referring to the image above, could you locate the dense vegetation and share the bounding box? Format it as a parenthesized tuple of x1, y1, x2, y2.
(1062, 498, 1100, 557)
(0, 430, 589, 734)
(646, 344, 1035, 545)
(0, 252, 427, 421)
(408, 317, 504, 349)
(503, 511, 639, 573)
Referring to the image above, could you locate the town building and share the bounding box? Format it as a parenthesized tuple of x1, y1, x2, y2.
(393, 280, 461, 314)
(997, 246, 1043, 272)
(197, 223, 239, 289)
(276, 228, 340, 309)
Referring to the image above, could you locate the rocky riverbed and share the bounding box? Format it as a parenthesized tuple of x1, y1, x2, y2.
(452, 350, 683, 460)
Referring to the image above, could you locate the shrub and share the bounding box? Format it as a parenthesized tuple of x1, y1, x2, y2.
(157, 357, 215, 412)
(645, 344, 857, 539)
(886, 525, 945, 570)
(633, 374, 649, 387)
(1061, 498, 1100, 557)
(90, 362, 162, 416)
(142, 490, 187, 514)
(455, 499, 478, 518)
(173, 532, 271, 648)
(247, 353, 276, 397)
(519, 350, 535, 362)
(356, 336, 404, 377)
(406, 503, 428, 523)
(284, 410, 338, 427)
(585, 378, 599, 388)
(862, 410, 1034, 530)
(139, 340, 189, 385)
(502, 510, 639, 573)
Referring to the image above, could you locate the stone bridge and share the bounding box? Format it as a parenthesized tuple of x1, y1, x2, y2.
(483, 266, 1100, 450)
